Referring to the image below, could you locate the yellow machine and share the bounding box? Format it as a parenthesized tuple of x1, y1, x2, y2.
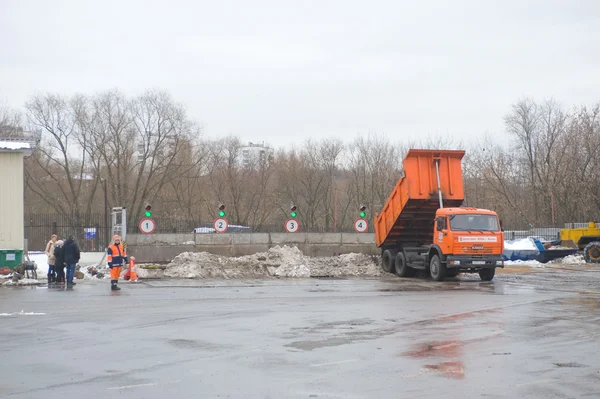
(560, 222, 600, 263)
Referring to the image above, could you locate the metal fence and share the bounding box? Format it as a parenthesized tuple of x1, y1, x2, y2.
(25, 213, 112, 252)
(502, 227, 562, 241)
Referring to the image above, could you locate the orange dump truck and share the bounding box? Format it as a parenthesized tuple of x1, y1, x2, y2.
(375, 149, 504, 281)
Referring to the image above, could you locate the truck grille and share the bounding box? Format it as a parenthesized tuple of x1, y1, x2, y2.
(461, 246, 495, 254)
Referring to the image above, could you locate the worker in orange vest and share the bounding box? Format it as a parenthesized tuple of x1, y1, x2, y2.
(107, 235, 128, 291)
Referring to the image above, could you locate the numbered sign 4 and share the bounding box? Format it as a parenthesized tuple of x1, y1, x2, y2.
(139, 218, 156, 234)
(214, 218, 229, 233)
(354, 218, 368, 233)
(284, 219, 300, 233)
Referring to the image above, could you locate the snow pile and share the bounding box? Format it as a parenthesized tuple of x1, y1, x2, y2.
(504, 238, 537, 250)
(555, 254, 586, 264)
(164, 246, 381, 279)
(164, 251, 272, 279)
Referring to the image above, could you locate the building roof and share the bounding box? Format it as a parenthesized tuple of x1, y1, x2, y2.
(0, 139, 33, 153)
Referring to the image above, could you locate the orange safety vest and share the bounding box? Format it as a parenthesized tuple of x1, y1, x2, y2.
(107, 243, 127, 267)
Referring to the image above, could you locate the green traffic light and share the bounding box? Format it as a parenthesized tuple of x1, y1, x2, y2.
(219, 211, 226, 217)
(145, 211, 152, 217)
(360, 211, 366, 218)
(291, 211, 297, 218)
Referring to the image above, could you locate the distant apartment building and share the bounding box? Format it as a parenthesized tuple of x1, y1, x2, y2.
(239, 141, 274, 167)
(137, 132, 177, 162)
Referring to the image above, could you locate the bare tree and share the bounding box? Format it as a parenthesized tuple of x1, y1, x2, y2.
(24, 94, 94, 215)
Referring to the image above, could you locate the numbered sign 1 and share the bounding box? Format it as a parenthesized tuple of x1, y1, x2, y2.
(139, 218, 156, 234)
(284, 219, 300, 233)
(354, 218, 368, 233)
(214, 218, 229, 233)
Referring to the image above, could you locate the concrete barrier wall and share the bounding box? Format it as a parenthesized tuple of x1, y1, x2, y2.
(127, 233, 377, 263)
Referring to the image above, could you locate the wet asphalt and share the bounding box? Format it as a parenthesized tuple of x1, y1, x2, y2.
(1, 266, 600, 399)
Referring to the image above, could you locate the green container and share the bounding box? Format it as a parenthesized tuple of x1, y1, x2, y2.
(0, 249, 24, 270)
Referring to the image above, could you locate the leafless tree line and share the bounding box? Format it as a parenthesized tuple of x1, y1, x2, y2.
(2, 91, 599, 231)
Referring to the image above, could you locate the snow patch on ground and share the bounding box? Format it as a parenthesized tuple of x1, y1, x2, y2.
(505, 254, 588, 267)
(2, 278, 42, 286)
(0, 310, 46, 316)
(164, 245, 381, 279)
(504, 259, 543, 267)
(555, 254, 586, 264)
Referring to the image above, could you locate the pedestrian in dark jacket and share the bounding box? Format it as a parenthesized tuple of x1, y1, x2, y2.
(54, 240, 65, 284)
(62, 236, 81, 287)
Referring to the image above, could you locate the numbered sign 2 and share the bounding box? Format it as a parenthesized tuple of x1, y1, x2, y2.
(139, 218, 156, 234)
(354, 218, 368, 233)
(214, 218, 229, 233)
(285, 219, 300, 233)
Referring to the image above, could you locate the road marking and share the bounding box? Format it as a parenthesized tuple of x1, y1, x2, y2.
(107, 380, 182, 390)
(310, 359, 360, 367)
(515, 379, 554, 388)
(107, 383, 156, 390)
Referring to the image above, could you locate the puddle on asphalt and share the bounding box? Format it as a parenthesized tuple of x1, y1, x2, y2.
(424, 361, 465, 379)
(553, 362, 588, 368)
(400, 334, 503, 379)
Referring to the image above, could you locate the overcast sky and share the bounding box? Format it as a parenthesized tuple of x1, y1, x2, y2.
(1, 0, 599, 148)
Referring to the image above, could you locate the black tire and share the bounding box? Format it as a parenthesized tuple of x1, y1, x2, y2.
(394, 252, 416, 277)
(584, 241, 600, 264)
(429, 254, 446, 281)
(479, 268, 495, 281)
(382, 249, 398, 273)
(447, 269, 460, 278)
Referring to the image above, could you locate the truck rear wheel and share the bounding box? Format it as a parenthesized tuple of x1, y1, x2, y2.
(479, 268, 495, 281)
(395, 253, 416, 277)
(382, 249, 398, 273)
(584, 241, 600, 263)
(429, 254, 446, 281)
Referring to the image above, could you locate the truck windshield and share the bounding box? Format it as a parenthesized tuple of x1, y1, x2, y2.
(449, 214, 499, 232)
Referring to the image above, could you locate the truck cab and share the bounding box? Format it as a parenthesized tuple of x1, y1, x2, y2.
(432, 207, 504, 280)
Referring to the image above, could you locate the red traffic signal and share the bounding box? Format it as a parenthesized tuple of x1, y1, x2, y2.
(145, 203, 152, 211)
(218, 203, 225, 211)
(290, 205, 297, 212)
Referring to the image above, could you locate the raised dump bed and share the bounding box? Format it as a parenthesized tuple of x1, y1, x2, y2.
(375, 149, 466, 248)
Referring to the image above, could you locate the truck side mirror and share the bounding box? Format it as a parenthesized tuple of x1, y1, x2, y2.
(499, 219, 503, 231)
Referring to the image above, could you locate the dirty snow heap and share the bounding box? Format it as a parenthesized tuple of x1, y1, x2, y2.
(163, 246, 381, 279)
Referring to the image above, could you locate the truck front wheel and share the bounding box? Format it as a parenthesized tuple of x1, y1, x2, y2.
(429, 254, 446, 281)
(479, 268, 495, 281)
(382, 249, 398, 273)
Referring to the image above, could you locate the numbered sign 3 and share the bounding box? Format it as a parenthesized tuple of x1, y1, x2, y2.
(214, 218, 229, 233)
(354, 218, 368, 233)
(284, 219, 300, 233)
(139, 218, 156, 234)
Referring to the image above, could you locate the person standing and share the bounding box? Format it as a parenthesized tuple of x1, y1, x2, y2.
(62, 235, 81, 287)
(53, 240, 65, 285)
(44, 234, 58, 283)
(107, 235, 127, 291)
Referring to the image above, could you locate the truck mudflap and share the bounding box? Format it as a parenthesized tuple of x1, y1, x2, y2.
(445, 255, 504, 269)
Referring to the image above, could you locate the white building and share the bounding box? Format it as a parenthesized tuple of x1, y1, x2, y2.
(239, 142, 274, 168)
(0, 138, 34, 268)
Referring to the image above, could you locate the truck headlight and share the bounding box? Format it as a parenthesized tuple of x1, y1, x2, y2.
(451, 260, 460, 265)
(496, 260, 503, 266)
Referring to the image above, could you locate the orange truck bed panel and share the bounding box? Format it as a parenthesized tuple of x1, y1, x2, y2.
(375, 149, 466, 247)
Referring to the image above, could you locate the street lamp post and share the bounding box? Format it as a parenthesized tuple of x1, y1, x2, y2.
(101, 178, 108, 247)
